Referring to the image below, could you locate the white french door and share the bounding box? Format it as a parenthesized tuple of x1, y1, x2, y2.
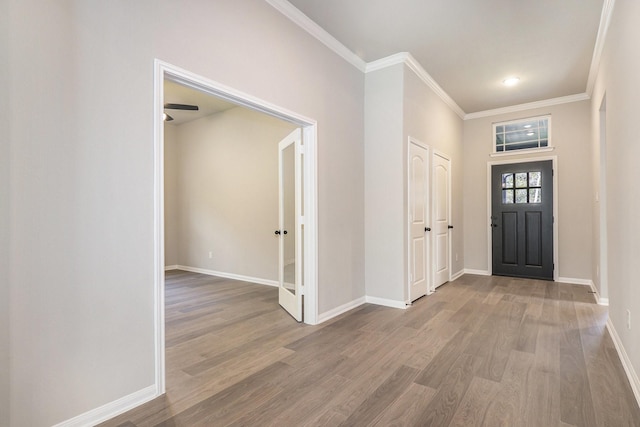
(277, 128, 303, 321)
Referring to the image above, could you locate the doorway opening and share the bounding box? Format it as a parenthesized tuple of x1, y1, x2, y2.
(153, 60, 318, 394)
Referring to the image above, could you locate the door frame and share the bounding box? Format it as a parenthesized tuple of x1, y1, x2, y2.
(153, 59, 319, 394)
(406, 137, 432, 302)
(597, 94, 609, 304)
(432, 150, 452, 292)
(486, 155, 558, 280)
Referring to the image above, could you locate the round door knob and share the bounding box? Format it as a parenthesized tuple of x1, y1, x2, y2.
(274, 230, 281, 235)
(283, 230, 288, 235)
(425, 227, 431, 232)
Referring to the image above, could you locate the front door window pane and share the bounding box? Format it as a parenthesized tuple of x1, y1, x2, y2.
(529, 171, 541, 187)
(502, 173, 514, 188)
(530, 188, 542, 203)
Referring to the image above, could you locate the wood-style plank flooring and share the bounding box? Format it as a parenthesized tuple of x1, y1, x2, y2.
(100, 271, 640, 426)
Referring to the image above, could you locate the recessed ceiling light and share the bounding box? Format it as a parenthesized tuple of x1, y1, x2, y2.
(502, 77, 520, 86)
(523, 124, 532, 128)
(526, 132, 535, 136)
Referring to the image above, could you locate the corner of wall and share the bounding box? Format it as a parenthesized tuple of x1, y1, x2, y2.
(0, 0, 11, 422)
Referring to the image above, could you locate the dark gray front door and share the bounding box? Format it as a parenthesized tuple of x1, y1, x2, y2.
(491, 160, 553, 280)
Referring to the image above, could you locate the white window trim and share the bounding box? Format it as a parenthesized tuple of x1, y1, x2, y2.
(490, 146, 555, 158)
(492, 115, 552, 155)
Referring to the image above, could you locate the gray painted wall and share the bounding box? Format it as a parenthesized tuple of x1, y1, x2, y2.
(364, 63, 464, 303)
(0, 0, 10, 423)
(591, 0, 640, 390)
(6, 0, 364, 425)
(463, 101, 593, 281)
(164, 124, 179, 267)
(364, 64, 405, 302)
(172, 107, 296, 281)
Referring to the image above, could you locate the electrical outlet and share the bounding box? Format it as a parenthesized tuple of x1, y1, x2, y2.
(208, 251, 213, 259)
(627, 309, 631, 330)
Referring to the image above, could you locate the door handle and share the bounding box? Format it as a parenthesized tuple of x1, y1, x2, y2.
(491, 224, 498, 228)
(283, 230, 288, 235)
(425, 227, 431, 232)
(274, 230, 281, 235)
(448, 225, 454, 229)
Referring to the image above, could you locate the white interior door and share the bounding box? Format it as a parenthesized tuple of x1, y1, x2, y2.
(409, 142, 430, 302)
(278, 128, 302, 321)
(433, 152, 451, 289)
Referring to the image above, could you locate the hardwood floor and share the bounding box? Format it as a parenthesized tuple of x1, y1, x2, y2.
(100, 271, 640, 426)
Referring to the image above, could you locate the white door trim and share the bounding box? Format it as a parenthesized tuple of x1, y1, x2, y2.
(407, 137, 431, 302)
(432, 150, 452, 291)
(153, 59, 319, 396)
(597, 94, 609, 303)
(486, 156, 559, 280)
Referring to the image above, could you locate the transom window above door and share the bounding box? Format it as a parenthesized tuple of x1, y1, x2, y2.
(502, 171, 542, 204)
(493, 115, 551, 154)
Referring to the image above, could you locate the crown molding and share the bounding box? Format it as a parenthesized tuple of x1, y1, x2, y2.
(464, 93, 591, 120)
(366, 52, 466, 119)
(267, 0, 603, 122)
(365, 52, 408, 73)
(266, 2, 465, 119)
(403, 53, 466, 119)
(586, 0, 616, 95)
(265, 0, 366, 72)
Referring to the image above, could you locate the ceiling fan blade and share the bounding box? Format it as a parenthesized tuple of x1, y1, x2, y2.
(164, 103, 199, 111)
(164, 113, 174, 122)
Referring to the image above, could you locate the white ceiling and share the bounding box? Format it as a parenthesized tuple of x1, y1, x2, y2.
(164, 80, 237, 125)
(284, 0, 605, 114)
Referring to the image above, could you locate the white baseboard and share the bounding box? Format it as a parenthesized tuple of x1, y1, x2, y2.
(176, 265, 278, 287)
(318, 296, 366, 323)
(463, 269, 490, 276)
(606, 317, 640, 408)
(587, 282, 609, 306)
(450, 269, 464, 281)
(164, 265, 178, 271)
(557, 276, 593, 286)
(365, 296, 407, 309)
(556, 277, 609, 305)
(52, 385, 158, 427)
